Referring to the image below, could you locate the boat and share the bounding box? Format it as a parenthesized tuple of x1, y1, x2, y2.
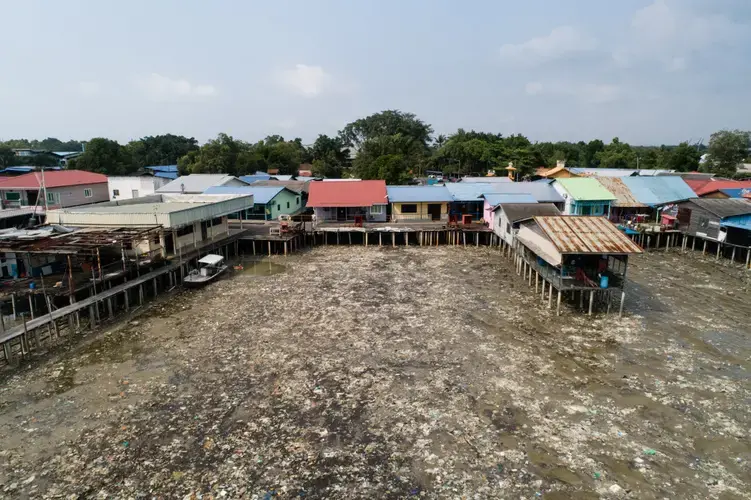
(184, 254, 228, 288)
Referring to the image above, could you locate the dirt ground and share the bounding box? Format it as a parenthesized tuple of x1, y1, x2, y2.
(0, 246, 749, 499)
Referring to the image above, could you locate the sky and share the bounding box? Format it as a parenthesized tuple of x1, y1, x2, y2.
(1, 0, 750, 146)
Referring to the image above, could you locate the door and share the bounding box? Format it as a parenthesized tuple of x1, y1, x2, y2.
(337, 207, 346, 221)
(427, 203, 441, 221)
(132, 189, 139, 198)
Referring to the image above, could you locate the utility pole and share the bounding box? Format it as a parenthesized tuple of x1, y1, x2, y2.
(41, 167, 49, 213)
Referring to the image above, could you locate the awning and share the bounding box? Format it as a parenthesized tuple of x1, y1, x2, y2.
(198, 254, 224, 266)
(516, 226, 563, 266)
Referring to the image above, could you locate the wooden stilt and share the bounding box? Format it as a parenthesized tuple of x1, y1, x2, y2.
(152, 278, 157, 296)
(541, 279, 545, 303)
(716, 243, 721, 261)
(606, 291, 612, 314)
(691, 237, 695, 252)
(28, 295, 35, 320)
(392, 233, 396, 248)
(349, 232, 352, 245)
(405, 232, 408, 246)
(619, 291, 626, 317)
(731, 246, 736, 263)
(579, 290, 584, 310)
(268, 241, 272, 256)
(588, 291, 594, 316)
(548, 283, 553, 309)
(746, 248, 751, 269)
(379, 232, 382, 246)
(11, 293, 16, 320)
(534, 271, 538, 293)
(124, 290, 129, 311)
(139, 285, 144, 305)
(252, 241, 256, 255)
(284, 242, 288, 256)
(107, 298, 113, 319)
(702, 240, 707, 255)
(463, 233, 466, 246)
(556, 289, 562, 316)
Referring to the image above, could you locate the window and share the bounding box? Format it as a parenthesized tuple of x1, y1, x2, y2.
(370, 205, 385, 215)
(505, 223, 511, 234)
(296, 197, 300, 205)
(84, 188, 93, 198)
(112, 189, 120, 196)
(5, 192, 20, 201)
(580, 205, 592, 215)
(400, 204, 417, 214)
(211, 216, 223, 226)
(277, 204, 281, 211)
(287, 201, 290, 209)
(47, 192, 56, 203)
(176, 225, 193, 237)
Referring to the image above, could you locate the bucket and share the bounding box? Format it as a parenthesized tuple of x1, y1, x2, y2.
(600, 275, 609, 289)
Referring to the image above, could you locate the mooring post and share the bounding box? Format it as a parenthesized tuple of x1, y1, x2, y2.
(619, 291, 626, 317)
(556, 289, 562, 316)
(588, 291, 594, 316)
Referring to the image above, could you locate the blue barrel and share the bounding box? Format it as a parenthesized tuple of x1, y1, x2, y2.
(600, 275, 609, 289)
(29, 281, 36, 290)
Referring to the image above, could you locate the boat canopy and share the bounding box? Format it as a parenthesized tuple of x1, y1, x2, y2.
(198, 254, 224, 266)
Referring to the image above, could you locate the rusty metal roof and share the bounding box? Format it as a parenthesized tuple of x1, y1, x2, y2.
(533, 216, 643, 254)
(594, 177, 646, 208)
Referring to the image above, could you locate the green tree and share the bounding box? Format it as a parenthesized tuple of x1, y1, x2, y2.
(128, 134, 199, 169)
(69, 138, 132, 175)
(339, 110, 433, 152)
(662, 142, 701, 172)
(704, 130, 750, 177)
(0, 146, 15, 167)
(178, 133, 246, 175)
(595, 137, 636, 169)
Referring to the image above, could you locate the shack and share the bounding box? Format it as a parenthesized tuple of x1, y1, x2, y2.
(308, 180, 388, 223)
(621, 176, 696, 217)
(386, 186, 452, 222)
(445, 183, 503, 222)
(514, 216, 643, 315)
(491, 203, 561, 246)
(482, 193, 538, 230)
(552, 178, 616, 216)
(677, 198, 751, 246)
(593, 177, 647, 222)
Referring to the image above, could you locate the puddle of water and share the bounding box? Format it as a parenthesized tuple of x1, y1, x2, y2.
(234, 260, 287, 277)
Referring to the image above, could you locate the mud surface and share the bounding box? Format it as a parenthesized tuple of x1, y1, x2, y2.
(0, 247, 749, 499)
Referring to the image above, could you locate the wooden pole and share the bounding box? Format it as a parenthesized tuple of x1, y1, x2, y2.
(284, 241, 288, 256)
(556, 289, 562, 316)
(28, 294, 35, 320)
(746, 248, 751, 269)
(731, 246, 736, 263)
(691, 237, 695, 252)
(67, 255, 75, 305)
(548, 283, 553, 309)
(252, 241, 256, 255)
(392, 232, 396, 248)
(534, 271, 538, 292)
(716, 243, 721, 261)
(588, 290, 594, 316)
(619, 291, 626, 317)
(268, 241, 272, 256)
(405, 232, 408, 246)
(379, 232, 382, 246)
(702, 240, 706, 255)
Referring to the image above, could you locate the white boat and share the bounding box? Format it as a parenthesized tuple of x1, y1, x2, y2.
(184, 254, 228, 288)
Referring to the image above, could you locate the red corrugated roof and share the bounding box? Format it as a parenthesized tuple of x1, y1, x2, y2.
(307, 180, 388, 207)
(694, 180, 751, 196)
(0, 170, 107, 189)
(684, 178, 713, 194)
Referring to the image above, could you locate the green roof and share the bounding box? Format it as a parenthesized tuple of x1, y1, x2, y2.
(556, 178, 616, 201)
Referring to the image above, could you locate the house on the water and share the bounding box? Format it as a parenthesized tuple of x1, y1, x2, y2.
(553, 178, 616, 216)
(445, 183, 504, 222)
(515, 216, 643, 315)
(386, 186, 453, 222)
(481, 182, 565, 224)
(620, 176, 697, 221)
(204, 185, 302, 220)
(0, 170, 108, 210)
(109, 172, 172, 201)
(482, 193, 538, 230)
(592, 177, 647, 222)
(157, 174, 248, 194)
(688, 180, 751, 199)
(491, 202, 561, 246)
(677, 198, 751, 247)
(308, 180, 388, 223)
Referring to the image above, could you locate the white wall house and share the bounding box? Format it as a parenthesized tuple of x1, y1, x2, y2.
(109, 175, 171, 200)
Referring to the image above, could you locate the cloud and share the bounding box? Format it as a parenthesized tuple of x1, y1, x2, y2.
(614, 0, 744, 70)
(525, 82, 622, 103)
(499, 26, 596, 65)
(275, 64, 331, 97)
(134, 73, 216, 101)
(77, 81, 101, 96)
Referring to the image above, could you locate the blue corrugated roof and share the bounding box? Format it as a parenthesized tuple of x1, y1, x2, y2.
(446, 183, 502, 201)
(0, 166, 62, 173)
(144, 165, 178, 172)
(240, 174, 274, 183)
(719, 188, 751, 198)
(485, 182, 564, 203)
(621, 177, 696, 206)
(483, 193, 538, 206)
(153, 171, 179, 179)
(203, 185, 285, 204)
(386, 185, 453, 202)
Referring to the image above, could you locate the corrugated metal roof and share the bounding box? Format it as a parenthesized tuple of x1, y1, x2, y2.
(570, 168, 674, 177)
(483, 193, 538, 206)
(249, 179, 310, 194)
(386, 185, 453, 202)
(482, 181, 564, 203)
(204, 185, 286, 204)
(144, 165, 178, 172)
(533, 216, 643, 254)
(497, 203, 561, 222)
(308, 180, 387, 207)
(684, 198, 751, 218)
(0, 170, 107, 189)
(554, 178, 616, 201)
(594, 177, 645, 207)
(719, 188, 751, 198)
(694, 180, 751, 196)
(240, 174, 275, 183)
(459, 176, 512, 183)
(445, 183, 500, 201)
(157, 174, 248, 194)
(621, 177, 696, 206)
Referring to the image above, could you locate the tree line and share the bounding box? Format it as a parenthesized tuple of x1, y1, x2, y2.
(2, 111, 748, 181)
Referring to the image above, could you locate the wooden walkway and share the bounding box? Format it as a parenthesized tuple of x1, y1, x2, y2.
(0, 264, 178, 346)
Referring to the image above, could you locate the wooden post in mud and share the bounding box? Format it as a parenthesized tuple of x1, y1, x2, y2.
(534, 271, 538, 292)
(284, 241, 288, 256)
(139, 285, 144, 305)
(463, 233, 466, 247)
(28, 295, 35, 320)
(619, 291, 626, 317)
(405, 232, 408, 246)
(268, 241, 272, 256)
(716, 243, 721, 261)
(365, 232, 368, 247)
(657, 233, 661, 249)
(746, 248, 751, 269)
(392, 232, 396, 248)
(107, 298, 113, 319)
(528, 266, 532, 286)
(11, 293, 16, 320)
(348, 232, 352, 245)
(252, 241, 256, 256)
(152, 278, 158, 297)
(691, 236, 695, 252)
(548, 284, 553, 309)
(730, 246, 735, 264)
(124, 290, 129, 312)
(540, 280, 545, 303)
(702, 240, 706, 255)
(556, 289, 562, 316)
(379, 232, 382, 247)
(579, 290, 584, 310)
(588, 290, 594, 316)
(606, 291, 612, 314)
(336, 231, 340, 245)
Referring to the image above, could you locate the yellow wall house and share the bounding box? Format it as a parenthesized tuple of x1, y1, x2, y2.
(386, 186, 453, 222)
(540, 161, 579, 179)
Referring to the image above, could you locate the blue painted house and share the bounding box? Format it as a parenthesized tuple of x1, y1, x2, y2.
(204, 185, 303, 220)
